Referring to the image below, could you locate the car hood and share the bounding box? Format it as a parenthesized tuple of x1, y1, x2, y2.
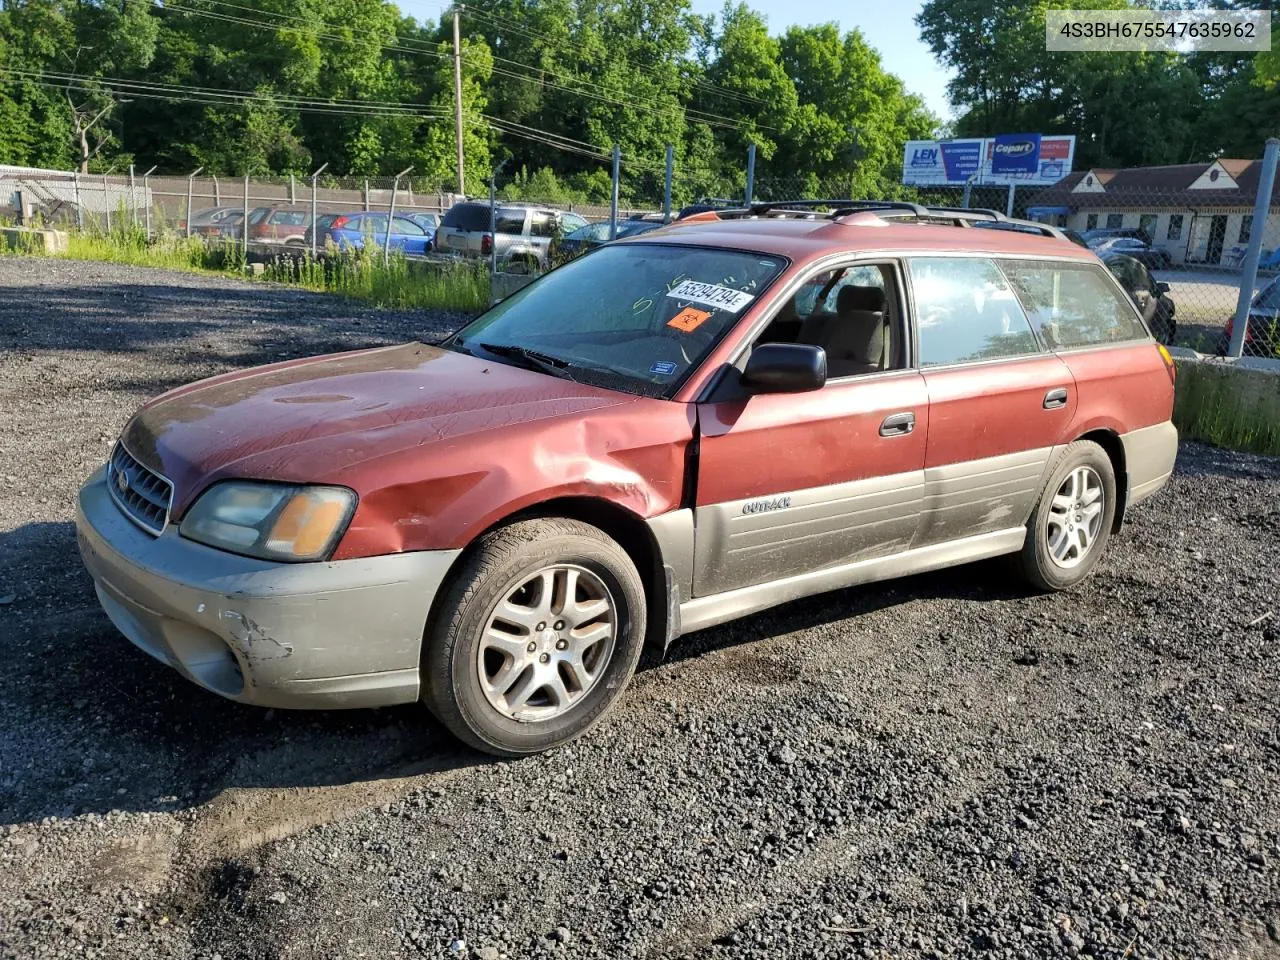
(120, 342, 632, 514)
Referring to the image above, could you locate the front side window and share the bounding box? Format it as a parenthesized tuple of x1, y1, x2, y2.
(448, 244, 786, 397)
(392, 216, 426, 235)
(757, 262, 903, 377)
(908, 257, 1040, 367)
(1168, 214, 1184, 240)
(1001, 259, 1148, 348)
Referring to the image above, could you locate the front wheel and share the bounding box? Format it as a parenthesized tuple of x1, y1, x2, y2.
(1015, 440, 1117, 591)
(422, 518, 647, 756)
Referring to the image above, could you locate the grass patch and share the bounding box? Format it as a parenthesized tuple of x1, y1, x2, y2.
(2, 223, 489, 313)
(263, 245, 489, 312)
(1174, 359, 1280, 456)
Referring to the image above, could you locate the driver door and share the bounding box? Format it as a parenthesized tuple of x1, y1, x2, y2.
(692, 261, 928, 598)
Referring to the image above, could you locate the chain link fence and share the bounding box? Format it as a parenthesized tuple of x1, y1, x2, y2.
(6, 148, 1280, 362)
(752, 165, 1280, 361)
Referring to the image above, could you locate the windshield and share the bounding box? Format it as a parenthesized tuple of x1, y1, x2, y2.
(447, 243, 787, 397)
(1254, 279, 1280, 309)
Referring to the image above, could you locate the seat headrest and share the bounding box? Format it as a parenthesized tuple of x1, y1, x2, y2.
(836, 284, 886, 315)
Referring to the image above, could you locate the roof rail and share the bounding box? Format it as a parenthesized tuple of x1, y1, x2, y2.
(675, 197, 1069, 240)
(871, 205, 1068, 240)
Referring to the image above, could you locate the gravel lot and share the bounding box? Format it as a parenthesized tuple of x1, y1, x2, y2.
(2, 256, 1279, 960)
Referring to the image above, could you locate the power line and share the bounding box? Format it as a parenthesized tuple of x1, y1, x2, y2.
(0, 68, 453, 120)
(149, 0, 772, 135)
(459, 2, 771, 109)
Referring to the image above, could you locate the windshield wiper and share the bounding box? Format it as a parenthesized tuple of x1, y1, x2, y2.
(472, 341, 577, 380)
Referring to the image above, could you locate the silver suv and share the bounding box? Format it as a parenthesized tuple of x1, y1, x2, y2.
(435, 202, 589, 272)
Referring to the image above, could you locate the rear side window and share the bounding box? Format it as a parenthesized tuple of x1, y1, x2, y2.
(908, 257, 1040, 367)
(270, 210, 307, 225)
(495, 211, 526, 234)
(440, 202, 491, 231)
(1001, 260, 1148, 348)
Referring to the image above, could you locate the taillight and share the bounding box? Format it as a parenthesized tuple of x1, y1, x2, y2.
(481, 233, 493, 255)
(1156, 343, 1176, 384)
(331, 216, 349, 230)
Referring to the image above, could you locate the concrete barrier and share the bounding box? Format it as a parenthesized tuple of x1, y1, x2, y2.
(490, 271, 537, 303)
(0, 227, 68, 254)
(1171, 352, 1280, 455)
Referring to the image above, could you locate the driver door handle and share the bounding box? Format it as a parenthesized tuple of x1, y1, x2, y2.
(879, 411, 916, 437)
(1043, 387, 1069, 409)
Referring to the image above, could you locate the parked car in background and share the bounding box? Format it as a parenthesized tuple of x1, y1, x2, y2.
(1104, 253, 1176, 344)
(307, 211, 434, 256)
(556, 217, 665, 256)
(435, 201, 589, 272)
(1221, 275, 1280, 356)
(76, 202, 1177, 757)
(676, 198, 739, 220)
(405, 211, 439, 241)
(1091, 236, 1173, 269)
(181, 206, 245, 238)
(245, 205, 312, 245)
(1082, 226, 1154, 248)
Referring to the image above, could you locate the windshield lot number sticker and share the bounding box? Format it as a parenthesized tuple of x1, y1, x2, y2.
(666, 280, 755, 312)
(668, 306, 712, 333)
(649, 360, 678, 376)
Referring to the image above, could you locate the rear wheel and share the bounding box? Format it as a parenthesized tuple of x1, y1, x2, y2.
(422, 518, 646, 756)
(1015, 440, 1117, 591)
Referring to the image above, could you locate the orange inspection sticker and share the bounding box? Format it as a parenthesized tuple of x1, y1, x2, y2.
(668, 306, 712, 332)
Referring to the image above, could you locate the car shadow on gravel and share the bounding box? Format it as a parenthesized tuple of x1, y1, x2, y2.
(0, 520, 486, 827)
(660, 558, 1032, 670)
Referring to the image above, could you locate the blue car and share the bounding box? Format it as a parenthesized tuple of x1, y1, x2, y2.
(404, 211, 439, 241)
(311, 212, 434, 255)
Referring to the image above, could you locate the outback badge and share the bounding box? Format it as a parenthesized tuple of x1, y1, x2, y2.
(742, 495, 792, 516)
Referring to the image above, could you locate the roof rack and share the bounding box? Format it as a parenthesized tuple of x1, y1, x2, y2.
(683, 198, 1069, 240)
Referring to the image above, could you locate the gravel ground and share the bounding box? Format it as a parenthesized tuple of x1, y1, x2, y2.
(2, 256, 1279, 960)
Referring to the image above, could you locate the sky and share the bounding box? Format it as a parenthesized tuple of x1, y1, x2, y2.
(396, 0, 953, 121)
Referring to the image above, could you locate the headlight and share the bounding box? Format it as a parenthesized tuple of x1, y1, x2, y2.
(179, 482, 356, 562)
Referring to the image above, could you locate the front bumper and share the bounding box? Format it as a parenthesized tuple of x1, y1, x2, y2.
(75, 467, 460, 710)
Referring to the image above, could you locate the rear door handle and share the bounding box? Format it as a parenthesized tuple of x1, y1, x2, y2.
(879, 411, 916, 437)
(1043, 387, 1069, 409)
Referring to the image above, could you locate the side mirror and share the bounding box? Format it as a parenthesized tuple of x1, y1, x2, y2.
(741, 343, 826, 394)
(1155, 281, 1170, 295)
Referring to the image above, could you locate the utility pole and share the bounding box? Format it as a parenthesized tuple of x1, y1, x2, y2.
(453, 6, 466, 197)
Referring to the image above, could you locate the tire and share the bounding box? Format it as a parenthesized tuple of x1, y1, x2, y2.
(422, 518, 647, 756)
(1015, 440, 1117, 592)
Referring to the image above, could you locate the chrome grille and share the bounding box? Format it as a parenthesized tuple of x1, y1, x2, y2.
(107, 443, 173, 536)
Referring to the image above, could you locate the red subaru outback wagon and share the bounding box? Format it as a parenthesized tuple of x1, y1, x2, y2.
(76, 202, 1178, 756)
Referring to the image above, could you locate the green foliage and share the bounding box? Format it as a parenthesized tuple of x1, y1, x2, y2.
(0, 0, 940, 201)
(916, 0, 1278, 168)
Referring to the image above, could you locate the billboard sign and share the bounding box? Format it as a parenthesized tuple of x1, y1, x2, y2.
(902, 134, 1075, 186)
(991, 133, 1042, 175)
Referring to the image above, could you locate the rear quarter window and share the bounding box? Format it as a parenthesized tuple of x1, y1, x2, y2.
(1001, 260, 1149, 348)
(440, 203, 492, 231)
